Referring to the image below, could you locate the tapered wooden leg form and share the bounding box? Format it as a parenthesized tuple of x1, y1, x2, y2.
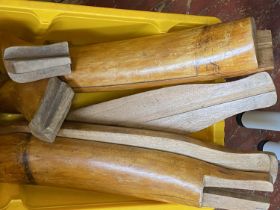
(0, 133, 275, 210)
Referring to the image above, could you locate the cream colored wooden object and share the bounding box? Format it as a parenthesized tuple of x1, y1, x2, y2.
(67, 72, 277, 133)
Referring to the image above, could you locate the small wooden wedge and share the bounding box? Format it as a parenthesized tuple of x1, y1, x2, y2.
(28, 77, 74, 142)
(3, 42, 71, 83)
(0, 77, 74, 142)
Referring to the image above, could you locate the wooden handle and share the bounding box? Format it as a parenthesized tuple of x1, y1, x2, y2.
(0, 133, 272, 207)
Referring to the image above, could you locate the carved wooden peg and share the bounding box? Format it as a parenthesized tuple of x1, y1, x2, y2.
(3, 42, 71, 83)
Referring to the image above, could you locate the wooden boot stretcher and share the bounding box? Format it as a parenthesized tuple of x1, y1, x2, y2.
(0, 132, 276, 210)
(1, 17, 274, 90)
(0, 17, 274, 142)
(67, 72, 277, 133)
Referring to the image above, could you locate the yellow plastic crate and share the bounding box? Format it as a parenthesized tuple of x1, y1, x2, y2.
(0, 1, 223, 210)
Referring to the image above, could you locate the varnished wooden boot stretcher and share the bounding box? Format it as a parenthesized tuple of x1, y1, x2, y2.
(0, 132, 277, 210)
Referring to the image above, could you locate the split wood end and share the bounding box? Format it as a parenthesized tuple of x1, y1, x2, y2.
(29, 77, 74, 143)
(3, 42, 71, 83)
(202, 188, 270, 210)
